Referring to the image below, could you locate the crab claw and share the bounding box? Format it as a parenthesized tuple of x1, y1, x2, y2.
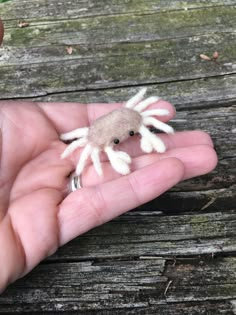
(139, 126, 166, 153)
(105, 147, 131, 175)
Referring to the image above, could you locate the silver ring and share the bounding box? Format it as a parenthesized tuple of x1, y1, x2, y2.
(69, 172, 82, 192)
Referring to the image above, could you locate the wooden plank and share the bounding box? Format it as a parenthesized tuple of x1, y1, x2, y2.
(32, 75, 236, 109)
(1, 0, 236, 21)
(152, 185, 236, 214)
(164, 256, 236, 302)
(0, 301, 235, 314)
(0, 257, 235, 312)
(46, 211, 236, 260)
(0, 258, 166, 312)
(173, 106, 236, 157)
(1, 3, 236, 98)
(2, 5, 236, 44)
(1, 32, 236, 98)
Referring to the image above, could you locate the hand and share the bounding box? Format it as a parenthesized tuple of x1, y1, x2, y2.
(0, 99, 217, 292)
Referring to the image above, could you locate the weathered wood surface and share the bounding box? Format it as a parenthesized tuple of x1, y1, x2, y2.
(1, 7, 236, 97)
(0, 0, 236, 313)
(1, 256, 236, 313)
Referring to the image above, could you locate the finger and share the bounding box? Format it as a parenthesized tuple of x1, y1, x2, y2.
(58, 157, 184, 245)
(160, 130, 214, 148)
(76, 144, 217, 187)
(65, 130, 215, 169)
(135, 144, 217, 180)
(116, 130, 214, 157)
(38, 100, 175, 134)
(38, 102, 89, 133)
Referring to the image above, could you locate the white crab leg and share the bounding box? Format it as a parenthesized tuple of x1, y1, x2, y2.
(125, 87, 147, 108)
(105, 147, 131, 175)
(61, 138, 88, 159)
(140, 136, 153, 153)
(91, 148, 103, 176)
(60, 127, 89, 141)
(139, 125, 166, 153)
(134, 96, 160, 113)
(141, 109, 169, 117)
(143, 117, 174, 134)
(111, 151, 132, 164)
(76, 144, 92, 175)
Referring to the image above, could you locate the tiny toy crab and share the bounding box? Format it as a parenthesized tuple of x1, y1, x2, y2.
(60, 88, 174, 176)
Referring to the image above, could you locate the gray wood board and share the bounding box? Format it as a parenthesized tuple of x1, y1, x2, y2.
(1, 0, 236, 21)
(0, 34, 236, 98)
(0, 5, 236, 97)
(0, 256, 235, 312)
(49, 210, 236, 260)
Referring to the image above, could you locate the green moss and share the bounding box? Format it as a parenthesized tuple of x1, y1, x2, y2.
(207, 283, 236, 297)
(190, 215, 210, 225)
(190, 215, 226, 236)
(1, 2, 236, 97)
(3, 5, 236, 47)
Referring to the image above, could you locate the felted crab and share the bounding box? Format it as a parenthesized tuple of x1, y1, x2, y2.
(60, 88, 174, 176)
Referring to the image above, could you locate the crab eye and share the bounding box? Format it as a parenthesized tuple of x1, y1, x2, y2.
(114, 138, 120, 145)
(129, 130, 135, 136)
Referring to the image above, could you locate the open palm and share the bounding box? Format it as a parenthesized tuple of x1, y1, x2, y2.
(0, 99, 217, 292)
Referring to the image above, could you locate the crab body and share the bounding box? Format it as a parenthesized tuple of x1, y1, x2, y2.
(88, 108, 142, 148)
(60, 88, 174, 177)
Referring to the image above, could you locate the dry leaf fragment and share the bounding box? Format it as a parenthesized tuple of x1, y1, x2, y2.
(18, 21, 30, 28)
(66, 46, 73, 55)
(213, 51, 219, 60)
(200, 54, 211, 61)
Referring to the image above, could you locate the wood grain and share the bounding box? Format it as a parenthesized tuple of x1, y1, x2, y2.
(1, 0, 236, 21)
(0, 256, 235, 312)
(0, 5, 236, 98)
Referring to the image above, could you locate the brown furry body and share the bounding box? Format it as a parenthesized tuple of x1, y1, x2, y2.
(88, 108, 142, 148)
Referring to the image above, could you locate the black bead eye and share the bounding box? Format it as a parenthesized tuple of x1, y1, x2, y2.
(114, 138, 120, 144)
(129, 130, 135, 136)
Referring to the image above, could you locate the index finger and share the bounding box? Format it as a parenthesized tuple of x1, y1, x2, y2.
(58, 157, 184, 246)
